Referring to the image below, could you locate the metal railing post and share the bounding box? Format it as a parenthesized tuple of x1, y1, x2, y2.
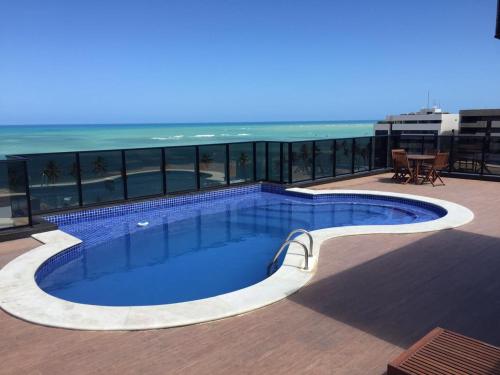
(368, 137, 373, 171)
(22, 159, 33, 227)
(312, 141, 316, 180)
(333, 139, 337, 177)
(161, 148, 167, 195)
(279, 143, 284, 183)
(121, 150, 128, 200)
(351, 138, 356, 174)
(225, 143, 230, 185)
(481, 136, 488, 175)
(195, 146, 201, 190)
(76, 153, 83, 206)
(265, 142, 269, 181)
(449, 135, 455, 173)
(252, 142, 257, 181)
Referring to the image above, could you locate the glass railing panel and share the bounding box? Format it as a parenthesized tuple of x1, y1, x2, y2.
(373, 136, 388, 169)
(255, 142, 266, 181)
(164, 146, 197, 193)
(267, 142, 281, 182)
(314, 140, 334, 178)
(125, 148, 163, 198)
(392, 135, 438, 155)
(437, 136, 453, 153)
(199, 144, 227, 188)
(354, 137, 370, 172)
(229, 143, 254, 184)
(452, 136, 484, 174)
(80, 151, 124, 205)
(422, 136, 438, 154)
(291, 141, 313, 182)
(335, 138, 353, 175)
(396, 135, 425, 154)
(0, 160, 30, 229)
(484, 137, 500, 175)
(24, 153, 79, 213)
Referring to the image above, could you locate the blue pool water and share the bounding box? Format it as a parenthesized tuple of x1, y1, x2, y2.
(36, 189, 445, 306)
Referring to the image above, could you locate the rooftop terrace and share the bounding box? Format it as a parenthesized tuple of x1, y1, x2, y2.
(1, 173, 499, 374)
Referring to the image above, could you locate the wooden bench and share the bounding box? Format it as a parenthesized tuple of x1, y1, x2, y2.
(388, 327, 500, 375)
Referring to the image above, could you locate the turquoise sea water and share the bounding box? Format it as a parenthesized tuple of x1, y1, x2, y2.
(0, 121, 374, 158)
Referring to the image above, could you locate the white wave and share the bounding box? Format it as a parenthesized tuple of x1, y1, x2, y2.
(151, 135, 185, 141)
(237, 133, 250, 136)
(194, 134, 215, 138)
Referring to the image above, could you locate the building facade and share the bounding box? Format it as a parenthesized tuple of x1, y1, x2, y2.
(374, 107, 459, 136)
(459, 109, 500, 136)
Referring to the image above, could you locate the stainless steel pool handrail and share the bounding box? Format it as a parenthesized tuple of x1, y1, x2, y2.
(285, 229, 313, 256)
(267, 240, 309, 275)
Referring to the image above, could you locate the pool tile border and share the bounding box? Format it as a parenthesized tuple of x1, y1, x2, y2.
(45, 184, 262, 226)
(0, 188, 473, 330)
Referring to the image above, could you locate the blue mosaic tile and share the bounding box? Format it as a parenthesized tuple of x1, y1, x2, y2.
(37, 183, 447, 281)
(45, 184, 262, 226)
(44, 183, 446, 228)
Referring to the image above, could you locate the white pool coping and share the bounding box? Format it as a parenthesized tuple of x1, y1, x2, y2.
(0, 189, 474, 331)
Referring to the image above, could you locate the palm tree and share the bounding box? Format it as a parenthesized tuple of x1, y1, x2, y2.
(238, 152, 249, 166)
(42, 160, 61, 185)
(92, 156, 107, 176)
(7, 167, 20, 191)
(200, 153, 213, 169)
(237, 152, 250, 178)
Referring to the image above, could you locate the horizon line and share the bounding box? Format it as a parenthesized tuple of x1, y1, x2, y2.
(0, 119, 377, 127)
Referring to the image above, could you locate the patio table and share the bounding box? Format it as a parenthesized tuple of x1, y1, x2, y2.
(407, 154, 435, 184)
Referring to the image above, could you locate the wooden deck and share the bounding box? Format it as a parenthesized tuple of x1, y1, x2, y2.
(1, 173, 500, 374)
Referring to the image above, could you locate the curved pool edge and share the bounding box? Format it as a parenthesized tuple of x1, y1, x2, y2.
(0, 189, 474, 331)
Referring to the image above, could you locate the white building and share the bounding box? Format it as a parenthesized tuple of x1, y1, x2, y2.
(374, 107, 459, 136)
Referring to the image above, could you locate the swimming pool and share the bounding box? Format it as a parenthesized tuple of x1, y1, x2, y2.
(0, 185, 474, 330)
(35, 186, 446, 307)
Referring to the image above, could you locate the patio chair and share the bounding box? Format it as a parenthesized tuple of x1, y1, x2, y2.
(421, 152, 449, 186)
(392, 152, 414, 184)
(391, 149, 406, 180)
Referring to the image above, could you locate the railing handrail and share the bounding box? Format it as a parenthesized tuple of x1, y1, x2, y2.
(267, 239, 309, 276)
(267, 229, 314, 275)
(285, 228, 313, 257)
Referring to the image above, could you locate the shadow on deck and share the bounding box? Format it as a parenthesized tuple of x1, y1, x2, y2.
(289, 229, 500, 348)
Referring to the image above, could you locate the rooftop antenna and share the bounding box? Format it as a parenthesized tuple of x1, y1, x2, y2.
(427, 91, 430, 109)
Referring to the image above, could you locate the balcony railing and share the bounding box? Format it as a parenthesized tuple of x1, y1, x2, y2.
(0, 158, 32, 230)
(2, 134, 499, 220)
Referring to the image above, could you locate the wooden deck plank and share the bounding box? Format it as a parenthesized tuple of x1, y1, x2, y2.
(1, 174, 500, 374)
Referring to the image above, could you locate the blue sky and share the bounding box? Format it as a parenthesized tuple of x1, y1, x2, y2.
(1, 0, 499, 124)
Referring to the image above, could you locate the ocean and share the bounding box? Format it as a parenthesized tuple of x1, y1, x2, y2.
(0, 121, 374, 158)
